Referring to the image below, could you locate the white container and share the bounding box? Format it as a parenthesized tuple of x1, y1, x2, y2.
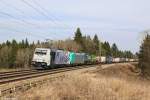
(129, 59, 134, 62)
(125, 58, 129, 62)
(100, 56, 106, 63)
(120, 58, 126, 62)
(113, 58, 120, 63)
(95, 56, 100, 62)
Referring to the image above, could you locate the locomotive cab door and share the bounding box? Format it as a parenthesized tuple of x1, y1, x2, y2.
(50, 51, 56, 68)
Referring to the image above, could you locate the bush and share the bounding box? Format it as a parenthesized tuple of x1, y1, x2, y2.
(15, 48, 33, 68)
(0, 46, 12, 68)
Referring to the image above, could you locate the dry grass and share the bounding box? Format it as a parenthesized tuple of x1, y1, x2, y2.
(94, 63, 142, 81)
(0, 68, 19, 72)
(13, 63, 150, 100)
(0, 68, 31, 72)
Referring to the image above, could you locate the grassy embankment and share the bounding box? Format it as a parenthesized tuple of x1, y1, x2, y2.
(14, 63, 150, 100)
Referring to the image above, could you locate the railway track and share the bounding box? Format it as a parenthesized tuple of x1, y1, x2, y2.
(0, 62, 137, 97)
(0, 62, 137, 85)
(0, 64, 96, 85)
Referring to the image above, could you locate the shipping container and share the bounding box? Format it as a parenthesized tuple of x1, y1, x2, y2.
(120, 58, 126, 62)
(74, 53, 85, 64)
(113, 58, 120, 63)
(100, 56, 106, 63)
(91, 55, 97, 62)
(129, 59, 134, 62)
(95, 56, 100, 63)
(83, 53, 91, 63)
(106, 56, 113, 63)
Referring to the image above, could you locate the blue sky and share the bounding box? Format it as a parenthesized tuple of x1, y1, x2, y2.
(0, 0, 150, 53)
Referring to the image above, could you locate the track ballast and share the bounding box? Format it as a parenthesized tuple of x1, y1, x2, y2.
(0, 64, 96, 85)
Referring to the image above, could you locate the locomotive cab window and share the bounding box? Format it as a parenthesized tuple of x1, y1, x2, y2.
(35, 50, 47, 55)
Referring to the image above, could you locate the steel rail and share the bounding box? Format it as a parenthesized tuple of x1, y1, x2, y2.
(0, 64, 96, 85)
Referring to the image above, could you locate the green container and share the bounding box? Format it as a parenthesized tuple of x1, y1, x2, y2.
(91, 55, 97, 62)
(69, 52, 76, 64)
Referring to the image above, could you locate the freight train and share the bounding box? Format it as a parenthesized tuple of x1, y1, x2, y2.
(31, 48, 137, 69)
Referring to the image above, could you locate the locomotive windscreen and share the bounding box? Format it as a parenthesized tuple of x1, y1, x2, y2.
(35, 50, 47, 55)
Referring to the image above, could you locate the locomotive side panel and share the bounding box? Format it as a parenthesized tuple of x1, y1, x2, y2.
(54, 50, 70, 65)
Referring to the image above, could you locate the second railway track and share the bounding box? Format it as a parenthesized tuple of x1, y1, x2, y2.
(0, 64, 96, 85)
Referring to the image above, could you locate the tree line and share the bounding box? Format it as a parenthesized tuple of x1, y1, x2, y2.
(74, 28, 135, 58)
(0, 39, 35, 68)
(0, 28, 135, 69)
(138, 33, 150, 76)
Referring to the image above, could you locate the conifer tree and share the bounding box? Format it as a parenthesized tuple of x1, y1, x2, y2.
(25, 38, 29, 48)
(103, 42, 111, 56)
(139, 34, 150, 75)
(74, 28, 83, 51)
(111, 43, 118, 57)
(93, 34, 99, 55)
(74, 28, 83, 44)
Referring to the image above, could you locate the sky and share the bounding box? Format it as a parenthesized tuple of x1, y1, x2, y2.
(0, 0, 150, 53)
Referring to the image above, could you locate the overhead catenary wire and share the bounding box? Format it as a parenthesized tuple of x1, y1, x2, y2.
(0, 23, 48, 39)
(20, 0, 61, 39)
(0, 1, 73, 41)
(0, 0, 43, 29)
(21, 0, 58, 25)
(0, 2, 59, 40)
(21, 0, 73, 39)
(0, 10, 41, 29)
(0, 11, 58, 40)
(0, 0, 68, 33)
(0, 24, 60, 41)
(31, 0, 73, 30)
(0, 0, 72, 28)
